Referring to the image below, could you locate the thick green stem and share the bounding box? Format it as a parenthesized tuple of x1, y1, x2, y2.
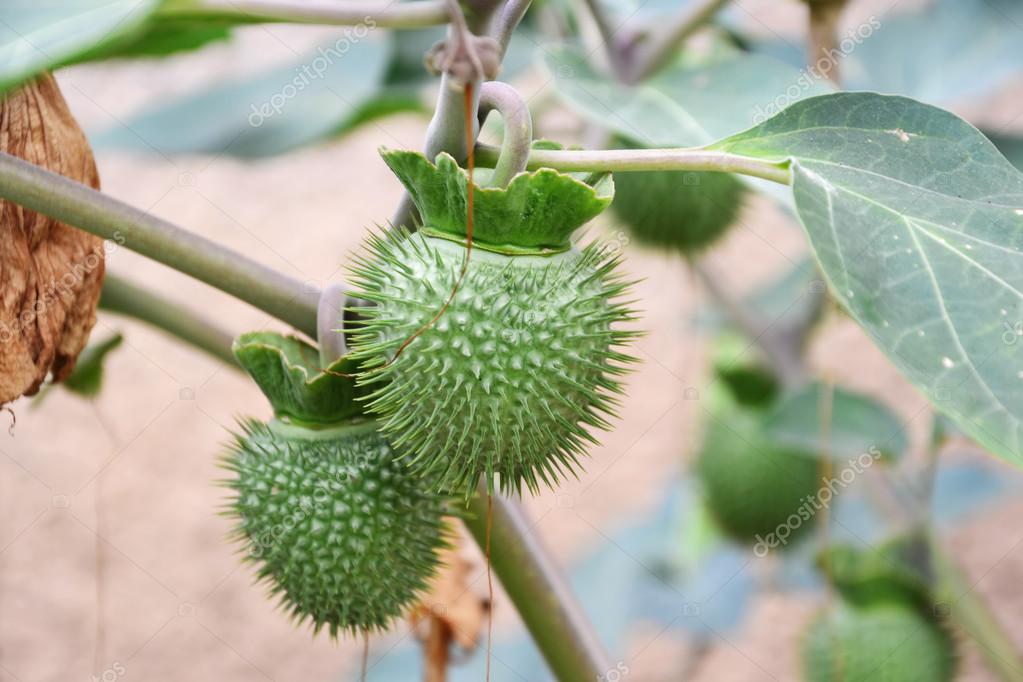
(464, 492, 612, 682)
(475, 142, 792, 184)
(0, 151, 319, 338)
(156, 0, 451, 28)
(100, 273, 242, 370)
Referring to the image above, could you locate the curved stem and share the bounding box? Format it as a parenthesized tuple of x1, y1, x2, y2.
(390, 0, 527, 229)
(464, 491, 612, 682)
(477, 81, 533, 187)
(157, 0, 451, 28)
(475, 142, 792, 184)
(99, 273, 242, 370)
(0, 151, 320, 338)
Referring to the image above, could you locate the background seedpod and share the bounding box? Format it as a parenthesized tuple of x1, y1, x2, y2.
(348, 149, 638, 496)
(801, 600, 956, 682)
(695, 386, 824, 549)
(224, 332, 449, 636)
(609, 137, 746, 254)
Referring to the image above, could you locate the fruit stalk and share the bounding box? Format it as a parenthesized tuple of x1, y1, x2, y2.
(157, 0, 452, 28)
(477, 81, 533, 187)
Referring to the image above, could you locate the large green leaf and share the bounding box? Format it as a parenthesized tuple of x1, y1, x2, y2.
(0, 0, 163, 93)
(91, 35, 401, 158)
(714, 92, 1023, 464)
(763, 382, 908, 463)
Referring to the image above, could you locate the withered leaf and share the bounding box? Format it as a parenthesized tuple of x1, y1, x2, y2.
(0, 73, 105, 404)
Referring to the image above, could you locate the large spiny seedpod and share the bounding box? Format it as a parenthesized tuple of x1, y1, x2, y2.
(348, 149, 637, 495)
(0, 73, 106, 404)
(801, 601, 956, 682)
(224, 332, 448, 636)
(610, 137, 746, 253)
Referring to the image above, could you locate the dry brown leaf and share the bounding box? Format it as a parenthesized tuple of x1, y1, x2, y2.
(410, 533, 488, 681)
(0, 73, 105, 405)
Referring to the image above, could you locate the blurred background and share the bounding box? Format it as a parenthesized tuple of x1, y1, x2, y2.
(5, 0, 1023, 679)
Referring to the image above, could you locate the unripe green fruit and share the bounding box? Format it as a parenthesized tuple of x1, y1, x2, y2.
(610, 139, 746, 253)
(224, 419, 448, 636)
(695, 395, 823, 548)
(349, 231, 634, 495)
(712, 333, 779, 408)
(801, 601, 955, 682)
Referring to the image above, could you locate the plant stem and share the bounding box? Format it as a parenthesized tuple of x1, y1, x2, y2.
(692, 262, 806, 388)
(463, 492, 612, 682)
(931, 540, 1023, 681)
(624, 0, 731, 83)
(806, 0, 847, 85)
(100, 273, 242, 370)
(157, 0, 451, 28)
(475, 143, 791, 184)
(389, 0, 525, 229)
(477, 81, 533, 187)
(0, 151, 319, 338)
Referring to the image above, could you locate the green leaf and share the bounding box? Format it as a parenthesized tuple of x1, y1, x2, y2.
(90, 35, 402, 158)
(232, 332, 365, 427)
(62, 333, 125, 398)
(543, 44, 833, 148)
(762, 382, 908, 462)
(0, 0, 162, 93)
(380, 148, 614, 254)
(715, 92, 1023, 464)
(70, 17, 231, 62)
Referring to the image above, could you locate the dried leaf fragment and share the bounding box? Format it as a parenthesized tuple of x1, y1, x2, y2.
(0, 73, 105, 404)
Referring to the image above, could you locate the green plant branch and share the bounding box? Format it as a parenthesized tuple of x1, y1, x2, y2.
(100, 273, 242, 370)
(0, 151, 319, 338)
(692, 262, 806, 388)
(475, 142, 792, 184)
(156, 0, 451, 28)
(622, 0, 731, 83)
(464, 491, 612, 682)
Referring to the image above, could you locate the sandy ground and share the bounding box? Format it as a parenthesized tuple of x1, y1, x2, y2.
(1, 0, 1022, 680)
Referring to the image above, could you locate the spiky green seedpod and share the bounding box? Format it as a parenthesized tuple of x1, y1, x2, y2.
(712, 332, 780, 408)
(348, 149, 637, 495)
(610, 137, 746, 253)
(801, 601, 956, 682)
(224, 332, 448, 636)
(695, 387, 824, 550)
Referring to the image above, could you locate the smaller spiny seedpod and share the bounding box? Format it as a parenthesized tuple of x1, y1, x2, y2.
(610, 137, 746, 254)
(801, 600, 956, 681)
(695, 384, 824, 550)
(0, 73, 106, 405)
(348, 147, 638, 495)
(223, 332, 449, 636)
